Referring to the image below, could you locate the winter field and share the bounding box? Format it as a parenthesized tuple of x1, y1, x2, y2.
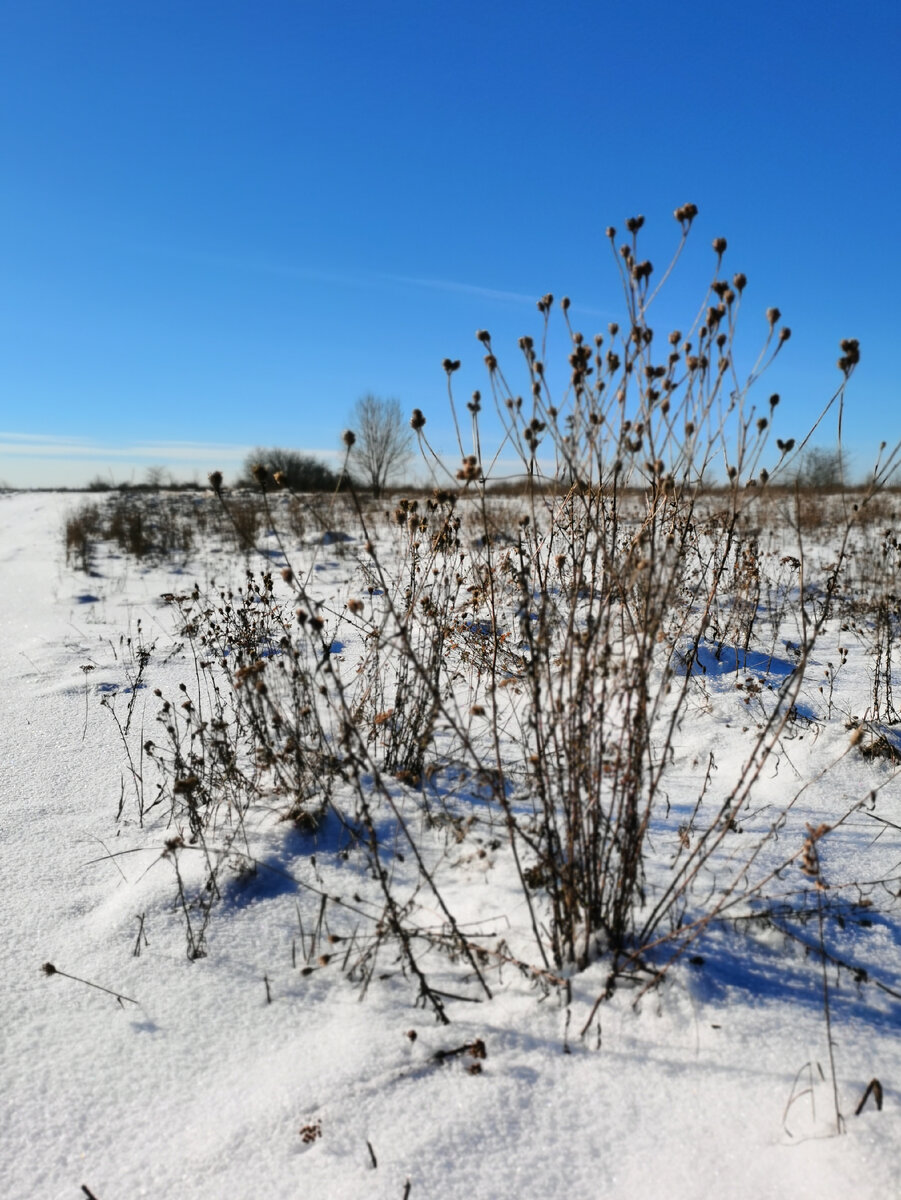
(3, 480, 901, 1199)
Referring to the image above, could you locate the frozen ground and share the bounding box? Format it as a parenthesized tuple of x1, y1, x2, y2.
(2, 490, 901, 1199)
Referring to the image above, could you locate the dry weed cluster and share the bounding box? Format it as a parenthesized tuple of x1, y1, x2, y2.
(90, 210, 901, 1081)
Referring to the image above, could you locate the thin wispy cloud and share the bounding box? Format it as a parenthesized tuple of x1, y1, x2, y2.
(382, 272, 540, 306)
(383, 271, 615, 319)
(0, 433, 252, 462)
(119, 239, 614, 317)
(0, 433, 350, 491)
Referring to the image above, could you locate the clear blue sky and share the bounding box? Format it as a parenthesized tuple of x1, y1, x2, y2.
(1, 0, 899, 486)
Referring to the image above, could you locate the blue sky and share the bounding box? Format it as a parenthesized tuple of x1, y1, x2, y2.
(1, 0, 899, 486)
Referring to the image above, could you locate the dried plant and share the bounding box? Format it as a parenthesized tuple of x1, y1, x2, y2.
(95, 208, 901, 1075)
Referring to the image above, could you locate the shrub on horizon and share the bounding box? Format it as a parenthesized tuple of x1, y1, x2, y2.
(240, 448, 343, 492)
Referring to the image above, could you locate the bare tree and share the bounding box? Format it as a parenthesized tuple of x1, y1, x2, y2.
(794, 445, 847, 489)
(346, 394, 412, 497)
(144, 465, 169, 489)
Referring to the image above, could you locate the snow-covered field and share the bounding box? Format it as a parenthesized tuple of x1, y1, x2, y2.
(3, 488, 901, 1199)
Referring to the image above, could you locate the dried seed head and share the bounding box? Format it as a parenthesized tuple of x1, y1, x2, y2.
(778, 326, 792, 342)
(674, 202, 698, 225)
(560, 296, 570, 311)
(476, 329, 491, 344)
(208, 470, 223, 494)
(838, 337, 861, 375)
(442, 357, 461, 373)
(410, 408, 426, 431)
(766, 307, 781, 327)
(632, 259, 653, 283)
(342, 429, 356, 448)
(733, 272, 747, 292)
(712, 236, 727, 255)
(625, 215, 645, 234)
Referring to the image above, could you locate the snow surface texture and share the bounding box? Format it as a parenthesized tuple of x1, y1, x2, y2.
(2, 491, 900, 1199)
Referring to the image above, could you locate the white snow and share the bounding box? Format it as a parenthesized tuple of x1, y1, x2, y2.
(3, 490, 901, 1199)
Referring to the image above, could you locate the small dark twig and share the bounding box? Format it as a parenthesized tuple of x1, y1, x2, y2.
(854, 1078, 884, 1116)
(433, 1038, 487, 1063)
(41, 962, 138, 1007)
(133, 912, 148, 958)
